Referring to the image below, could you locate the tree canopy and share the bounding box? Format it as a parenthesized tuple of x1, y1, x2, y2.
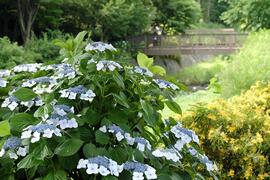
(221, 0, 270, 31)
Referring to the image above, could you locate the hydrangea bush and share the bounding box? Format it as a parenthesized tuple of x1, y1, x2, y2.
(0, 33, 216, 179)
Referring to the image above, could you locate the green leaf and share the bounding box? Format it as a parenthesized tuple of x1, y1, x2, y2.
(9, 113, 39, 132)
(165, 100, 182, 115)
(112, 73, 125, 89)
(95, 130, 109, 145)
(74, 31, 87, 46)
(13, 88, 37, 101)
(83, 143, 97, 157)
(149, 65, 166, 76)
(137, 52, 153, 68)
(32, 143, 52, 160)
(140, 100, 156, 127)
(55, 139, 83, 157)
(43, 170, 67, 180)
(113, 92, 130, 108)
(101, 176, 118, 180)
(0, 120, 10, 137)
(17, 154, 42, 169)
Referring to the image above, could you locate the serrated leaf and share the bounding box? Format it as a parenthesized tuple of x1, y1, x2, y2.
(13, 88, 37, 101)
(95, 130, 109, 145)
(54, 139, 83, 157)
(113, 92, 129, 108)
(137, 52, 153, 68)
(165, 100, 182, 115)
(17, 154, 42, 169)
(9, 113, 39, 132)
(140, 100, 156, 126)
(43, 170, 67, 180)
(149, 65, 166, 76)
(0, 120, 10, 137)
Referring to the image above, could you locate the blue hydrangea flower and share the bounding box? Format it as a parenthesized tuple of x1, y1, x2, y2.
(13, 63, 41, 73)
(1, 96, 19, 111)
(85, 42, 116, 52)
(123, 161, 157, 180)
(60, 85, 96, 101)
(153, 79, 179, 90)
(77, 156, 123, 177)
(134, 66, 153, 77)
(21, 123, 62, 143)
(0, 70, 11, 77)
(0, 78, 7, 87)
(134, 137, 151, 152)
(95, 60, 123, 72)
(41, 64, 76, 79)
(0, 137, 28, 159)
(152, 148, 182, 162)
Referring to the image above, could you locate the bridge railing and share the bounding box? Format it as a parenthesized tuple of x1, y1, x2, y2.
(127, 31, 248, 54)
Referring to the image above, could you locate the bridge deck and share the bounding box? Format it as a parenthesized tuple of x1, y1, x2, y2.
(127, 30, 247, 56)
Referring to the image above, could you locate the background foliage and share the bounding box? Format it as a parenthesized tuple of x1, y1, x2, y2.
(182, 82, 270, 179)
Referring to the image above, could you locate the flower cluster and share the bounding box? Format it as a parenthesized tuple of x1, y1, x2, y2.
(123, 161, 157, 180)
(153, 79, 179, 90)
(95, 60, 123, 72)
(45, 104, 78, 130)
(0, 137, 28, 159)
(1, 96, 43, 111)
(41, 63, 76, 80)
(85, 42, 116, 52)
(152, 148, 181, 162)
(22, 76, 57, 94)
(134, 66, 153, 77)
(77, 156, 123, 177)
(99, 124, 151, 152)
(13, 63, 41, 73)
(21, 124, 62, 143)
(0, 70, 11, 77)
(170, 124, 199, 151)
(60, 85, 96, 101)
(188, 147, 215, 172)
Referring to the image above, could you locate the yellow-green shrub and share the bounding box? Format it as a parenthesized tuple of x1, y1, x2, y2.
(180, 82, 270, 179)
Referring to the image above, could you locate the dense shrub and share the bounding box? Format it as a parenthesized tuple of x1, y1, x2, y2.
(0, 37, 40, 69)
(25, 30, 71, 63)
(0, 33, 216, 179)
(182, 82, 270, 178)
(220, 30, 270, 98)
(175, 58, 228, 85)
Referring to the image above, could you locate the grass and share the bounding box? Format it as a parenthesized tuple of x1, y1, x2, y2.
(174, 57, 228, 85)
(161, 90, 220, 119)
(220, 30, 270, 98)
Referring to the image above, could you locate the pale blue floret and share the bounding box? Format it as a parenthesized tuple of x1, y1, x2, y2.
(29, 124, 57, 133)
(3, 137, 22, 150)
(153, 79, 179, 90)
(123, 161, 147, 173)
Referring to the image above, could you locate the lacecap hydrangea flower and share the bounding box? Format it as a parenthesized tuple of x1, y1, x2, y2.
(0, 137, 28, 159)
(0, 70, 11, 77)
(77, 156, 123, 177)
(59, 85, 96, 101)
(152, 148, 182, 162)
(96, 60, 123, 72)
(153, 79, 179, 90)
(41, 63, 76, 80)
(85, 42, 116, 52)
(1, 96, 19, 111)
(134, 66, 153, 77)
(170, 124, 199, 151)
(123, 161, 157, 180)
(0, 78, 8, 87)
(21, 123, 62, 143)
(13, 63, 41, 73)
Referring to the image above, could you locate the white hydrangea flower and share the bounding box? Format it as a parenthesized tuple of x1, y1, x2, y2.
(153, 79, 179, 90)
(0, 78, 7, 87)
(0, 70, 11, 77)
(145, 166, 157, 179)
(85, 42, 116, 52)
(77, 159, 88, 169)
(86, 163, 99, 174)
(0, 149, 5, 157)
(9, 152, 18, 159)
(16, 147, 28, 157)
(96, 60, 122, 72)
(13, 63, 41, 73)
(133, 172, 144, 180)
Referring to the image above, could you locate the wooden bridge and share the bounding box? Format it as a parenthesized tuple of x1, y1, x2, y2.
(127, 29, 248, 56)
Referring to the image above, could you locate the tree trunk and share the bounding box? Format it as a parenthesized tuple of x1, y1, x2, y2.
(17, 0, 39, 44)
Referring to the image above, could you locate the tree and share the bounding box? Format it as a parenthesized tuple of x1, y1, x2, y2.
(59, 0, 155, 41)
(152, 0, 201, 34)
(17, 0, 40, 44)
(221, 0, 270, 31)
